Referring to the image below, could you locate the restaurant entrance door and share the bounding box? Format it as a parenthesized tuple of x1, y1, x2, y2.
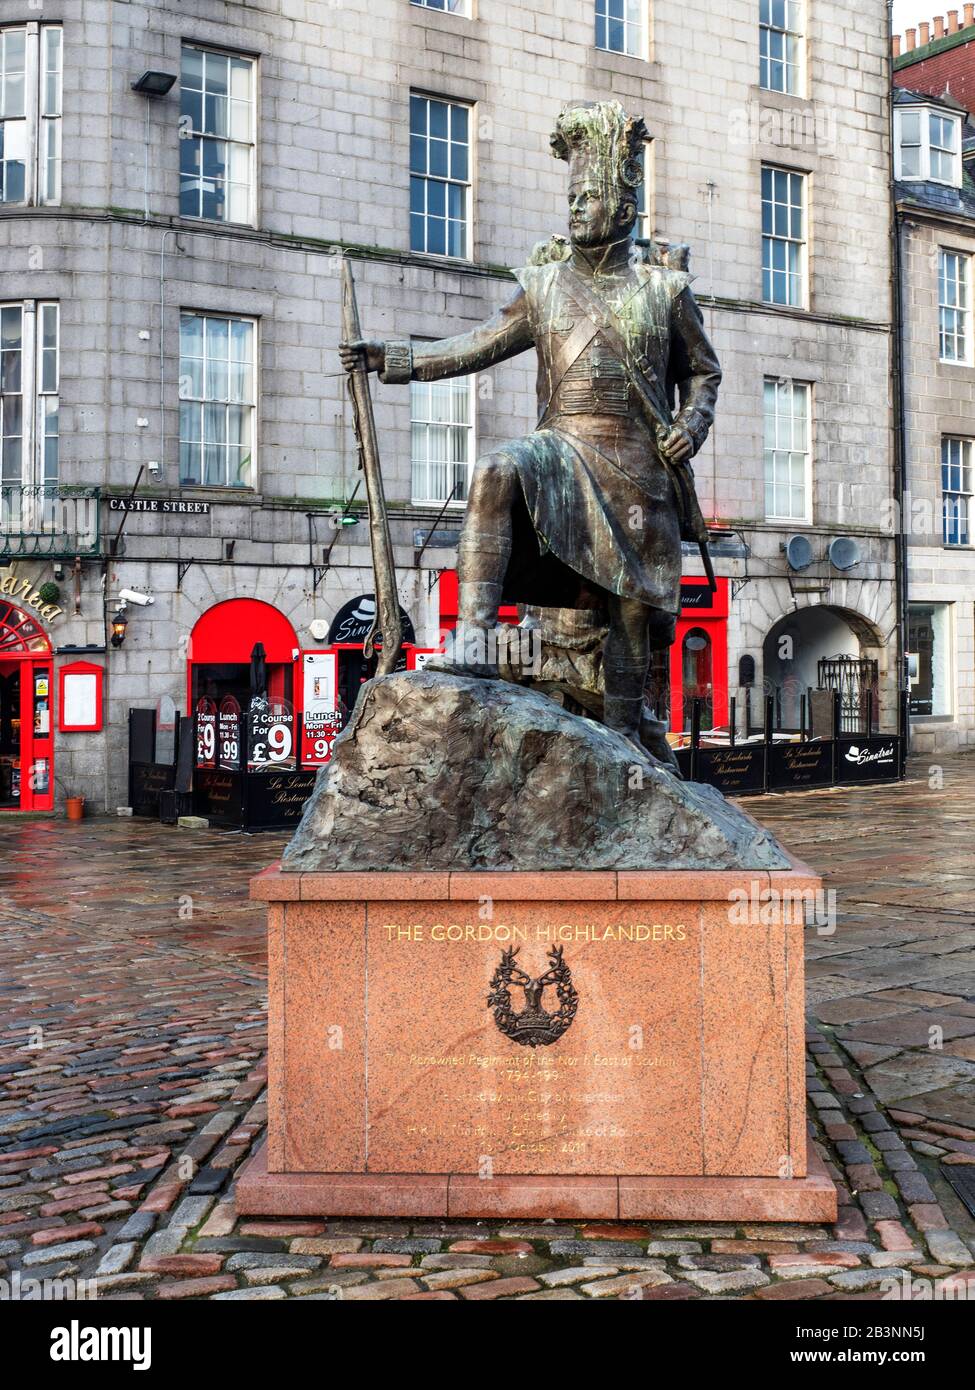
(0, 601, 54, 811)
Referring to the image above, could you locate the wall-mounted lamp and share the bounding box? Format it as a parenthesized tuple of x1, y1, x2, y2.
(131, 70, 177, 97)
(110, 605, 129, 648)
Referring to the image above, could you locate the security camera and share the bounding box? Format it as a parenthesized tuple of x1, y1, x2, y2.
(118, 588, 153, 606)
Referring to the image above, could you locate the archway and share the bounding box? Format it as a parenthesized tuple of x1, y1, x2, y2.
(762, 605, 884, 732)
(186, 598, 299, 712)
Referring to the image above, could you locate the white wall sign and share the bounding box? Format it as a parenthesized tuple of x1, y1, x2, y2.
(63, 673, 97, 728)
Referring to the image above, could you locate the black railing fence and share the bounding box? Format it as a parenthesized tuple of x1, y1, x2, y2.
(1, 484, 100, 558)
(741, 681, 878, 740)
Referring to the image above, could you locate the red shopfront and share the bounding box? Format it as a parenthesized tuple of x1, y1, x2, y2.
(186, 599, 320, 830)
(0, 600, 54, 811)
(671, 575, 729, 734)
(437, 570, 729, 735)
(187, 598, 300, 713)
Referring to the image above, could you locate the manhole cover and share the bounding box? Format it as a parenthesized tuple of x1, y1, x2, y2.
(942, 1164, 975, 1220)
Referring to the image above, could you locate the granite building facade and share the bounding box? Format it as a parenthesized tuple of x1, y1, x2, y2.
(893, 16, 975, 753)
(0, 0, 898, 814)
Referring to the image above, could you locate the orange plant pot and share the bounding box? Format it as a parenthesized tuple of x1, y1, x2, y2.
(65, 796, 85, 821)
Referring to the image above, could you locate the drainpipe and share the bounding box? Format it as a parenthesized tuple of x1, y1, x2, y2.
(887, 0, 910, 754)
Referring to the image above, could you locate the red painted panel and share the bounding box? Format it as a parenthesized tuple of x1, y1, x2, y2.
(671, 577, 729, 734)
(188, 599, 299, 665)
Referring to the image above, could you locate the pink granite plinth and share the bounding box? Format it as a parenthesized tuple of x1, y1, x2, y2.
(237, 862, 836, 1223)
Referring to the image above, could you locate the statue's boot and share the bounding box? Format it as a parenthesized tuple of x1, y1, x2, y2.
(425, 581, 503, 679)
(604, 695, 681, 777)
(426, 531, 510, 679)
(604, 692, 650, 759)
(639, 707, 683, 778)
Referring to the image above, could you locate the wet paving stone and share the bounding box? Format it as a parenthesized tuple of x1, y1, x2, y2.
(2, 766, 975, 1297)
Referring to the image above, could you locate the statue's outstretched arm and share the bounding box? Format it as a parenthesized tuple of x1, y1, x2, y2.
(407, 287, 534, 383)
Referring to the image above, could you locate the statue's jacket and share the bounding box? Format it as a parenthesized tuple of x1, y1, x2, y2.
(393, 237, 721, 614)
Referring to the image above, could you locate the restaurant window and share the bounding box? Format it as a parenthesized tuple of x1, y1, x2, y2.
(908, 603, 952, 718)
(188, 599, 297, 712)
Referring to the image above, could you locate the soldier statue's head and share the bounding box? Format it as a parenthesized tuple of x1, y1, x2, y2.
(551, 100, 648, 249)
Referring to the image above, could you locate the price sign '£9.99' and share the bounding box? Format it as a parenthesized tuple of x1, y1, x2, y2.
(218, 694, 242, 771)
(195, 697, 217, 769)
(247, 701, 296, 772)
(299, 650, 341, 768)
(300, 710, 342, 767)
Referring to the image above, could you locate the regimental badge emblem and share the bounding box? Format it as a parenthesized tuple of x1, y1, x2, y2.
(487, 946, 578, 1048)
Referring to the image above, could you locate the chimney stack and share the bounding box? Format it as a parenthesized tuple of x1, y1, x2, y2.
(949, 10, 960, 32)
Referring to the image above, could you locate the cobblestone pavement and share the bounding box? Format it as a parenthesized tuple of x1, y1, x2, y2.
(2, 758, 975, 1301)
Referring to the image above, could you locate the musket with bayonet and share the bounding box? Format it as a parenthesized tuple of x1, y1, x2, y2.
(340, 258, 403, 675)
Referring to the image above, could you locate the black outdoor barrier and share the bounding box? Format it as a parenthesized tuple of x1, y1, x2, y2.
(192, 765, 317, 831)
(673, 691, 905, 795)
(128, 708, 177, 818)
(128, 707, 324, 832)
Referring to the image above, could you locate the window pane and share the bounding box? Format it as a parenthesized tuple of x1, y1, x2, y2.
(180, 437, 201, 485)
(230, 57, 252, 100)
(899, 144, 921, 178)
(429, 101, 448, 140)
(229, 445, 252, 488)
(181, 89, 203, 132)
(2, 394, 23, 437)
(181, 46, 254, 223)
(428, 137, 448, 178)
(204, 51, 230, 98)
(203, 443, 224, 486)
(42, 27, 62, 116)
(182, 46, 204, 88)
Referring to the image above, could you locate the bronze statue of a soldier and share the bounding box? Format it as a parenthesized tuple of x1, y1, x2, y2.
(341, 100, 721, 771)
